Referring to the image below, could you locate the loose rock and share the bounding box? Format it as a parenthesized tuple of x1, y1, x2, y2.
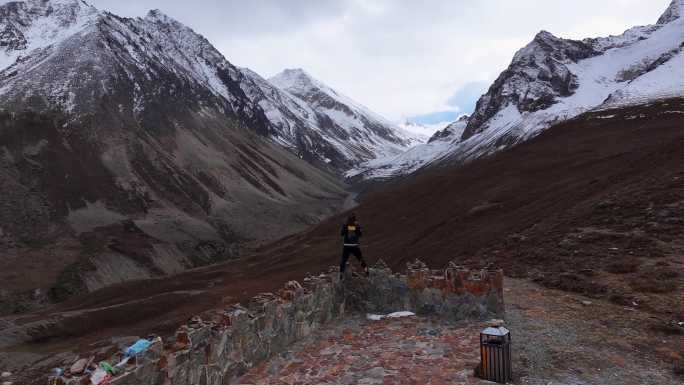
(70, 358, 89, 374)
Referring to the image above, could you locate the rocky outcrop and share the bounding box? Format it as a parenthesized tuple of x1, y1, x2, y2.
(463, 31, 599, 141)
(658, 0, 684, 25)
(43, 261, 504, 385)
(428, 115, 469, 143)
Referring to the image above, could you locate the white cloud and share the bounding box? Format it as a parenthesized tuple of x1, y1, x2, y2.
(87, 0, 672, 121)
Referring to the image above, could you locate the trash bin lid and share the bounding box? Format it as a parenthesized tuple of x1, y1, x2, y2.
(482, 326, 510, 336)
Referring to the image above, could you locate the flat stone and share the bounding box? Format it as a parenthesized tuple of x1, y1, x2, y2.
(69, 358, 89, 374)
(234, 315, 491, 385)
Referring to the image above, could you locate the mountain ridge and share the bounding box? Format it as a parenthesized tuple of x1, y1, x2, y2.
(240, 66, 422, 173)
(0, 0, 362, 311)
(351, 0, 684, 180)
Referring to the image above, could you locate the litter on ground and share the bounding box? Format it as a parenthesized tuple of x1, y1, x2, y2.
(366, 311, 415, 321)
(125, 339, 152, 357)
(89, 368, 110, 385)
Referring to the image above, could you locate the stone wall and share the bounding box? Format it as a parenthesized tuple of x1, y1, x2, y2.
(56, 260, 504, 385)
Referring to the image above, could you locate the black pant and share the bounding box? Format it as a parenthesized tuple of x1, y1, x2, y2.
(340, 246, 367, 273)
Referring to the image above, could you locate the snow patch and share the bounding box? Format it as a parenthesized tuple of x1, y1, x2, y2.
(0, 0, 99, 72)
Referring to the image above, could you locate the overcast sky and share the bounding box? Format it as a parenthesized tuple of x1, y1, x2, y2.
(86, 0, 672, 125)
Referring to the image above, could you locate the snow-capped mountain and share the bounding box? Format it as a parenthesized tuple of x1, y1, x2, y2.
(348, 116, 469, 179)
(0, 0, 350, 304)
(258, 69, 424, 171)
(0, 1, 414, 176)
(240, 67, 421, 172)
(352, 0, 684, 179)
(0, 0, 269, 130)
(459, 0, 684, 157)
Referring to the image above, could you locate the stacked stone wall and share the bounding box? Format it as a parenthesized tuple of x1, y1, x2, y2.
(56, 260, 504, 385)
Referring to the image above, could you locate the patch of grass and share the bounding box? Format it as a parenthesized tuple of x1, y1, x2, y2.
(533, 273, 608, 296)
(629, 267, 680, 293)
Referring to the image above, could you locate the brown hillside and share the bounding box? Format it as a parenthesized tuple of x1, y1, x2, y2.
(2, 98, 683, 359)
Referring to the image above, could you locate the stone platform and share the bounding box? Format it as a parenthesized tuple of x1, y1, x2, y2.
(45, 261, 505, 385)
(237, 315, 491, 385)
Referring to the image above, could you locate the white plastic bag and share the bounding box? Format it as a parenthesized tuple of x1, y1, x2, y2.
(366, 311, 415, 321)
(90, 368, 108, 385)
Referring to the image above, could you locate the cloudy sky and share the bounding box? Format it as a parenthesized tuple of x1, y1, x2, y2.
(86, 0, 672, 125)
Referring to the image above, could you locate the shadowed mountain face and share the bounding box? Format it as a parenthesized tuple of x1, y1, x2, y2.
(0, 1, 349, 310)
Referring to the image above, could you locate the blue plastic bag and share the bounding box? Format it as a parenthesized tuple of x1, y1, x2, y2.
(125, 339, 152, 356)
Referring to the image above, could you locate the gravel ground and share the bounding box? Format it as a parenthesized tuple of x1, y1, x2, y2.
(236, 278, 682, 385)
(505, 278, 682, 385)
(236, 315, 491, 385)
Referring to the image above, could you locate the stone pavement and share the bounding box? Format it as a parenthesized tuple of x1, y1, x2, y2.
(236, 315, 493, 385)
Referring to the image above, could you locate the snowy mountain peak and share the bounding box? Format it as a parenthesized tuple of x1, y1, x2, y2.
(144, 8, 181, 26)
(0, 0, 417, 177)
(658, 0, 684, 24)
(462, 1, 684, 152)
(513, 28, 597, 65)
(273, 68, 309, 78)
(270, 67, 391, 126)
(354, 0, 684, 181)
(0, 0, 99, 71)
(534, 30, 557, 41)
(269, 68, 334, 97)
(261, 67, 426, 171)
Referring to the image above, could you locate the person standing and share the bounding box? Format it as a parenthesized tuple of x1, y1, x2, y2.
(339, 213, 368, 278)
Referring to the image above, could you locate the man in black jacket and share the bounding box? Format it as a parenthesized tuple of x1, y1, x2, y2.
(340, 213, 368, 278)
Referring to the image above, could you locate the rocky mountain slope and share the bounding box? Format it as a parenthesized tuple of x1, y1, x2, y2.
(240, 67, 421, 173)
(352, 0, 684, 179)
(4, 98, 681, 383)
(0, 0, 353, 311)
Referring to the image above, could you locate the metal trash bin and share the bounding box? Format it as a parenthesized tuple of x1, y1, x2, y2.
(479, 325, 512, 383)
